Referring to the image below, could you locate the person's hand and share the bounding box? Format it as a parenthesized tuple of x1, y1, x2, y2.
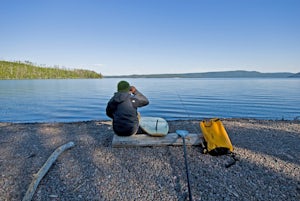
(130, 86, 136, 94)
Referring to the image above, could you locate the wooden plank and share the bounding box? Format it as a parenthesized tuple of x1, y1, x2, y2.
(112, 133, 201, 148)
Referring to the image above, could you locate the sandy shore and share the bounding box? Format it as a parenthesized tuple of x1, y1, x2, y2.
(0, 119, 299, 201)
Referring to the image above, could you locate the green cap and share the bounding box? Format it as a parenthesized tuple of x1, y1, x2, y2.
(117, 80, 130, 92)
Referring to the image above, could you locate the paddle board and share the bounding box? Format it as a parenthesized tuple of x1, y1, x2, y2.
(139, 117, 169, 137)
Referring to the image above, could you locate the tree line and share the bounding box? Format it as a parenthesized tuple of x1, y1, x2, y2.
(0, 60, 102, 79)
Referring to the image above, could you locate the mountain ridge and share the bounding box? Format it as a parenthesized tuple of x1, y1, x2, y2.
(105, 70, 298, 78)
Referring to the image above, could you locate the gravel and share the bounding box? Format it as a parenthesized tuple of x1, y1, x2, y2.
(0, 119, 299, 201)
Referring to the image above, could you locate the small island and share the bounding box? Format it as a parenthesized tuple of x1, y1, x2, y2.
(0, 60, 102, 79)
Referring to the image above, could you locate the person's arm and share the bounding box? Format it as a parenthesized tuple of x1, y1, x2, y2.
(130, 86, 149, 107)
(106, 99, 116, 119)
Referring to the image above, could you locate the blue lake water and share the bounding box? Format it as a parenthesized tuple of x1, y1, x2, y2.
(1, 78, 300, 123)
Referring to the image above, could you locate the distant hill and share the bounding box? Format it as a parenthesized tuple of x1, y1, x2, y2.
(0, 60, 102, 79)
(105, 70, 296, 78)
(289, 72, 300, 78)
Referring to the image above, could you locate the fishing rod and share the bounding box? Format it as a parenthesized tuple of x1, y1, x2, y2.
(176, 129, 193, 201)
(175, 91, 194, 201)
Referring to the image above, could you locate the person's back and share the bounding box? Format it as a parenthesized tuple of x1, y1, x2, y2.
(106, 81, 149, 136)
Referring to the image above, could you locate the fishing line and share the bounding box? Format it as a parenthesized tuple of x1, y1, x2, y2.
(176, 91, 199, 134)
(176, 91, 191, 119)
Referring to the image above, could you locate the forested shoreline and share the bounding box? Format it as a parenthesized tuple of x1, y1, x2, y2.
(0, 61, 102, 79)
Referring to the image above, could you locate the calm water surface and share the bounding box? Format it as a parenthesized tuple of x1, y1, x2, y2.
(1, 78, 300, 123)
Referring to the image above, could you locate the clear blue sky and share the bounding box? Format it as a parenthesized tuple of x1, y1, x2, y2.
(1, 0, 299, 75)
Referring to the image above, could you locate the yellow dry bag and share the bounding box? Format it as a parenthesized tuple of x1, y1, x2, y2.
(200, 118, 233, 155)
